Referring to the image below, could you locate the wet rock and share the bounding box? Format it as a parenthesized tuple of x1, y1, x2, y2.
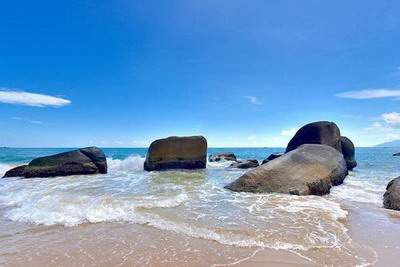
(209, 153, 237, 162)
(225, 144, 348, 196)
(340, 136, 357, 170)
(144, 136, 207, 171)
(3, 165, 28, 178)
(384, 177, 400, 211)
(393, 153, 400, 156)
(3, 147, 107, 178)
(229, 159, 259, 169)
(286, 121, 342, 153)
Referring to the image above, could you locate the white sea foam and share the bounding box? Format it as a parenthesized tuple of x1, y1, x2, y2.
(108, 156, 145, 173)
(0, 155, 355, 257)
(330, 175, 386, 205)
(207, 160, 235, 169)
(0, 163, 19, 177)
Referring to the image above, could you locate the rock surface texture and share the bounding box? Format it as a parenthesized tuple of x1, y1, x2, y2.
(225, 144, 348, 196)
(3, 147, 107, 178)
(340, 136, 357, 170)
(144, 136, 207, 171)
(384, 177, 400, 211)
(286, 121, 342, 153)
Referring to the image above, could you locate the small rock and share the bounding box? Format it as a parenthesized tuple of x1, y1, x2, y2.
(229, 159, 259, 169)
(209, 153, 237, 162)
(261, 153, 284, 165)
(384, 177, 400, 211)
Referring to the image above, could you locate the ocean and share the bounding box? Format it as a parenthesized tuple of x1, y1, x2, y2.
(0, 147, 399, 266)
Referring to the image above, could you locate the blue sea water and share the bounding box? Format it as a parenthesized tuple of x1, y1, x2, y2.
(0, 147, 399, 265)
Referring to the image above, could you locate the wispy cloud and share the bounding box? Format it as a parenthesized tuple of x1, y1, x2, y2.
(382, 112, 400, 125)
(363, 112, 400, 145)
(10, 117, 45, 125)
(0, 89, 71, 107)
(336, 89, 400, 99)
(244, 96, 262, 105)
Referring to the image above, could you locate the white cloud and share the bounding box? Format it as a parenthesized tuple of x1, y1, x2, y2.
(280, 128, 298, 136)
(9, 117, 45, 125)
(10, 116, 23, 121)
(382, 112, 400, 125)
(336, 89, 400, 99)
(30, 120, 44, 125)
(362, 112, 400, 145)
(0, 89, 71, 107)
(244, 96, 262, 105)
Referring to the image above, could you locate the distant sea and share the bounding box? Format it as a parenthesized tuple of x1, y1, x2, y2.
(0, 147, 399, 266)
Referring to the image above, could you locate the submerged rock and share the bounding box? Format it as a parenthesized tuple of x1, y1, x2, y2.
(393, 153, 400, 156)
(286, 121, 342, 153)
(144, 136, 207, 171)
(340, 136, 357, 170)
(209, 152, 237, 162)
(225, 144, 348, 196)
(3, 147, 107, 178)
(384, 177, 400, 210)
(261, 153, 284, 165)
(229, 159, 259, 169)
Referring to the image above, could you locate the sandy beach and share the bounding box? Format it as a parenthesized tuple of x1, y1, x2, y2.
(1, 202, 399, 266)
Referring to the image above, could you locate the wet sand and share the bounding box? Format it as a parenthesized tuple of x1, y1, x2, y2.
(1, 202, 399, 266)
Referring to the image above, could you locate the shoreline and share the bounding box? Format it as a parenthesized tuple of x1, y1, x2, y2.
(1, 202, 399, 266)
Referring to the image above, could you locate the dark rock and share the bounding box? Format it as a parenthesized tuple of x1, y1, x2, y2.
(286, 121, 342, 153)
(393, 153, 400, 156)
(144, 136, 207, 171)
(229, 159, 259, 169)
(3, 147, 107, 178)
(261, 153, 284, 165)
(225, 144, 348, 196)
(340, 136, 357, 170)
(80, 147, 108, 173)
(384, 177, 400, 210)
(209, 153, 237, 162)
(3, 165, 28, 178)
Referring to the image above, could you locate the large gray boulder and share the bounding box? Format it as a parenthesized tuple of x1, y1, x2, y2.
(225, 144, 348, 196)
(383, 177, 400, 210)
(286, 121, 342, 153)
(229, 159, 259, 169)
(144, 136, 207, 171)
(209, 153, 237, 162)
(3, 147, 107, 178)
(340, 136, 357, 170)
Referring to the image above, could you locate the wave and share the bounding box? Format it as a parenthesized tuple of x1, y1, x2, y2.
(107, 155, 145, 173)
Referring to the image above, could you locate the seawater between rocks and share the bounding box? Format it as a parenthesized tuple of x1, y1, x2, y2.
(0, 147, 399, 266)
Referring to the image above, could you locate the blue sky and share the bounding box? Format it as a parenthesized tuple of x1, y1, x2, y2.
(1, 0, 400, 147)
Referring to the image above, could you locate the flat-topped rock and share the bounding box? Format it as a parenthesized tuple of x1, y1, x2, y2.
(229, 159, 259, 169)
(144, 136, 207, 171)
(286, 121, 342, 153)
(384, 177, 400, 210)
(3, 147, 107, 178)
(225, 144, 348, 196)
(209, 152, 237, 162)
